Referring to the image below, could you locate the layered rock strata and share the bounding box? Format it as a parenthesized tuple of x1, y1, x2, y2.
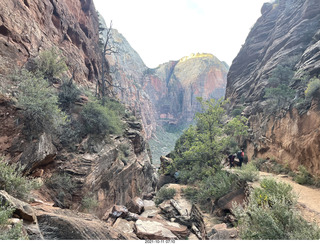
(225, 0, 320, 175)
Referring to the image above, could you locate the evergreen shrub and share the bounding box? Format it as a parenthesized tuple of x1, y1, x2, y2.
(0, 158, 41, 200)
(232, 178, 320, 240)
(154, 187, 176, 206)
(14, 69, 66, 138)
(80, 100, 123, 136)
(305, 77, 320, 98)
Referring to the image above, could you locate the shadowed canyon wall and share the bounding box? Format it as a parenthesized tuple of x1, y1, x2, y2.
(226, 0, 320, 175)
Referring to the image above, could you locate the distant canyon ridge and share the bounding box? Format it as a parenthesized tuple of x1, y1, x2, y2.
(101, 19, 229, 161)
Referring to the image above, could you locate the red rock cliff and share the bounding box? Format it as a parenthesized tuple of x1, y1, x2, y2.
(0, 0, 101, 89)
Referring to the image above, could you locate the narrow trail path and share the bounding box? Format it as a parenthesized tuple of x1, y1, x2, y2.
(256, 172, 320, 225)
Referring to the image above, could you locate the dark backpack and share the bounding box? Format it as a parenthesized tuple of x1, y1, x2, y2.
(237, 151, 242, 159)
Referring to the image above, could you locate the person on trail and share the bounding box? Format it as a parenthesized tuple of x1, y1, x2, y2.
(237, 148, 244, 168)
(228, 153, 235, 168)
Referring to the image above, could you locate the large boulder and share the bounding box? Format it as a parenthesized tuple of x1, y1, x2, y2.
(0, 190, 43, 240)
(208, 223, 238, 240)
(112, 218, 138, 239)
(35, 204, 132, 240)
(134, 218, 189, 240)
(0, 190, 36, 222)
(140, 200, 160, 219)
(19, 133, 57, 175)
(216, 187, 246, 213)
(126, 197, 144, 215)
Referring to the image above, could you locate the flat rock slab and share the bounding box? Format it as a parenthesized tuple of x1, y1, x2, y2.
(113, 218, 136, 236)
(143, 200, 156, 210)
(140, 209, 161, 219)
(134, 218, 189, 240)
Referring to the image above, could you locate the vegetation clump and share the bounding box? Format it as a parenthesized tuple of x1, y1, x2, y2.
(154, 187, 176, 206)
(33, 47, 68, 81)
(0, 201, 27, 240)
(232, 178, 320, 240)
(45, 172, 75, 208)
(81, 194, 99, 213)
(263, 64, 295, 113)
(14, 69, 66, 139)
(233, 162, 259, 182)
(0, 158, 40, 200)
(305, 76, 320, 98)
(294, 165, 313, 185)
(80, 99, 123, 137)
(58, 80, 81, 111)
(171, 98, 248, 185)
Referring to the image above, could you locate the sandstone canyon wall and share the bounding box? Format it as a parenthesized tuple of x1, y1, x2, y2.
(225, 0, 320, 175)
(0, 0, 157, 234)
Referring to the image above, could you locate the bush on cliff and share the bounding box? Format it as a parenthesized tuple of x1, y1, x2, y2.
(264, 64, 295, 112)
(58, 79, 81, 111)
(233, 162, 259, 182)
(14, 69, 66, 139)
(232, 178, 320, 240)
(305, 76, 320, 98)
(0, 201, 27, 240)
(0, 157, 41, 200)
(80, 99, 123, 136)
(33, 47, 68, 81)
(154, 187, 176, 206)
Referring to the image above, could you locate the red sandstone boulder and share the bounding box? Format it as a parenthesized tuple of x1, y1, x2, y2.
(126, 197, 144, 215)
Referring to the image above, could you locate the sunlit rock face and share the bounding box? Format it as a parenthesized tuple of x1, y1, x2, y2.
(149, 53, 228, 124)
(225, 0, 320, 175)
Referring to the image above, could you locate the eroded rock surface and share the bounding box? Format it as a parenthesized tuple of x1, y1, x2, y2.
(225, 0, 320, 175)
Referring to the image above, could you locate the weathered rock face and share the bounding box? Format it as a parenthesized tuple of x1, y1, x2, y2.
(226, 0, 320, 107)
(225, 0, 320, 175)
(101, 19, 156, 139)
(143, 53, 228, 125)
(0, 0, 101, 89)
(34, 204, 134, 240)
(50, 120, 158, 218)
(0, 0, 158, 237)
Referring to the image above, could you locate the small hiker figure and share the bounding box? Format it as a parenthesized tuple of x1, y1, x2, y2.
(237, 148, 244, 168)
(228, 153, 235, 168)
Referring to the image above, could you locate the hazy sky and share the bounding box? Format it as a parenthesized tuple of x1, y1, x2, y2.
(93, 0, 269, 68)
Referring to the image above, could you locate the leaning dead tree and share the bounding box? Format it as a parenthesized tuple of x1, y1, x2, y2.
(97, 19, 123, 103)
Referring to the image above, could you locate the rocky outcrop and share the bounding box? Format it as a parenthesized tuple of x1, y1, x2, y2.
(0, 0, 101, 88)
(134, 218, 189, 240)
(101, 22, 156, 139)
(0, 0, 158, 237)
(35, 204, 134, 240)
(225, 0, 320, 175)
(0, 190, 43, 240)
(49, 120, 158, 218)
